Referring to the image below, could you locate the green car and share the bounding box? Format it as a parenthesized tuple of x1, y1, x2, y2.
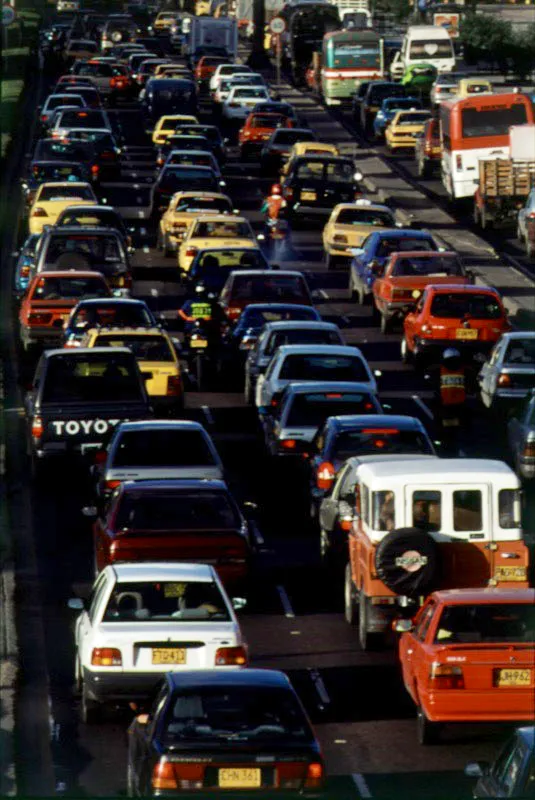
(401, 63, 438, 96)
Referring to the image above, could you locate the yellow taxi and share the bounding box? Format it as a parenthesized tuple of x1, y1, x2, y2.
(80, 326, 184, 410)
(281, 141, 340, 181)
(385, 109, 432, 153)
(178, 214, 257, 274)
(152, 114, 199, 145)
(153, 11, 180, 31)
(158, 191, 235, 256)
(455, 78, 493, 99)
(28, 181, 98, 235)
(322, 200, 398, 269)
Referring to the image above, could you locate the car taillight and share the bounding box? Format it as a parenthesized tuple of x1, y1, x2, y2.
(523, 441, 535, 458)
(20, 265, 31, 277)
(226, 306, 241, 321)
(429, 663, 464, 689)
(31, 416, 43, 441)
(497, 373, 511, 387)
(527, 212, 535, 220)
(40, 114, 47, 122)
(32, 207, 48, 217)
(152, 761, 178, 791)
(174, 763, 204, 789)
(91, 164, 100, 175)
(91, 647, 122, 666)
(281, 439, 296, 450)
(166, 375, 182, 396)
(284, 187, 293, 199)
(28, 312, 52, 324)
(277, 763, 306, 789)
(304, 762, 324, 789)
(455, 154, 462, 172)
(214, 645, 248, 666)
(185, 247, 198, 258)
(105, 479, 121, 491)
(317, 461, 335, 490)
(339, 513, 353, 532)
(157, 156, 164, 166)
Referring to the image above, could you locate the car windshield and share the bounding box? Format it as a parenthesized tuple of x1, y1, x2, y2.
(280, 354, 368, 382)
(272, 130, 314, 145)
(266, 329, 341, 355)
(163, 686, 312, 742)
(332, 428, 432, 460)
(230, 276, 309, 303)
(287, 393, 375, 426)
(176, 197, 231, 213)
(115, 491, 240, 530)
(504, 340, 535, 364)
(37, 185, 93, 201)
(41, 354, 141, 403)
(95, 333, 173, 361)
(430, 293, 502, 319)
(195, 249, 266, 269)
(31, 164, 85, 181)
(70, 303, 152, 329)
(32, 276, 107, 300)
(193, 221, 250, 238)
(396, 112, 431, 125)
(112, 429, 216, 467)
(159, 169, 216, 191)
(409, 40, 453, 59)
(391, 255, 462, 277)
(434, 603, 535, 644)
(375, 237, 435, 257)
(336, 209, 394, 226)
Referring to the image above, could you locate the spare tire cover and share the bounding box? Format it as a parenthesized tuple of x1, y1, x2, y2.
(374, 527, 439, 598)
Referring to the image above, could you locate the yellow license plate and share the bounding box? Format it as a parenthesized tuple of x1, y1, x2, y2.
(152, 648, 186, 665)
(301, 191, 317, 201)
(432, 148, 441, 155)
(494, 565, 527, 582)
(456, 328, 478, 340)
(495, 668, 532, 687)
(218, 768, 261, 788)
(191, 338, 208, 348)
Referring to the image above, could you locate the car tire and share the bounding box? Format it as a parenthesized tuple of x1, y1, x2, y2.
(380, 313, 392, 334)
(375, 527, 440, 599)
(319, 527, 330, 560)
(417, 705, 441, 746)
(244, 372, 254, 405)
(325, 252, 335, 271)
(344, 562, 358, 625)
(359, 594, 381, 651)
(80, 680, 101, 725)
(401, 336, 412, 365)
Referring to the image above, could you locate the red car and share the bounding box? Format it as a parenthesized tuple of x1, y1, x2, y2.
(194, 55, 228, 91)
(414, 117, 441, 178)
(402, 284, 510, 367)
(395, 588, 535, 745)
(19, 271, 110, 353)
(219, 269, 314, 323)
(238, 112, 293, 160)
(92, 479, 252, 589)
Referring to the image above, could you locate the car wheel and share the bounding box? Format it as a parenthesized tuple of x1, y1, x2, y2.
(401, 336, 412, 365)
(344, 562, 357, 625)
(325, 252, 335, 271)
(319, 527, 330, 560)
(163, 236, 172, 258)
(80, 680, 101, 725)
(417, 705, 441, 745)
(380, 313, 392, 334)
(358, 594, 379, 651)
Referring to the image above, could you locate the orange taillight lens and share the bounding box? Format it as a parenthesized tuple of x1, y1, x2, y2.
(166, 375, 182, 396)
(152, 760, 178, 790)
(305, 762, 324, 788)
(498, 373, 511, 387)
(31, 416, 43, 440)
(281, 439, 296, 450)
(105, 479, 121, 491)
(316, 461, 335, 490)
(214, 645, 248, 666)
(32, 207, 48, 217)
(429, 663, 464, 689)
(91, 647, 122, 666)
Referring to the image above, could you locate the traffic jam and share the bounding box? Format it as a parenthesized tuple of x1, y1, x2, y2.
(7, 0, 535, 797)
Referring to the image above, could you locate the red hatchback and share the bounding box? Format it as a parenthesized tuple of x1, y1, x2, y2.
(239, 112, 292, 160)
(219, 270, 314, 323)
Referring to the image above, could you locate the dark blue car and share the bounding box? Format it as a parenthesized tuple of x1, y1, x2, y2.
(373, 97, 423, 140)
(348, 229, 439, 305)
(62, 298, 158, 347)
(224, 303, 321, 363)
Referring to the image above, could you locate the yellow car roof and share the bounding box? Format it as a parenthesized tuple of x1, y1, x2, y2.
(171, 191, 229, 201)
(87, 326, 167, 339)
(36, 181, 92, 190)
(290, 142, 339, 157)
(190, 214, 247, 224)
(331, 202, 392, 214)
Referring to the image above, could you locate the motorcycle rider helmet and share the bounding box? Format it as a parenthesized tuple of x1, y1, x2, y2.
(271, 184, 282, 196)
(443, 348, 461, 368)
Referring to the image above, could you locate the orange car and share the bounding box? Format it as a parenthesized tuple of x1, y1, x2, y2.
(402, 284, 510, 367)
(238, 112, 293, 160)
(395, 588, 535, 745)
(372, 250, 471, 333)
(194, 55, 228, 92)
(19, 270, 110, 353)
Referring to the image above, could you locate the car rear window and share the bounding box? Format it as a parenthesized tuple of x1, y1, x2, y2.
(37, 185, 94, 201)
(102, 580, 230, 622)
(396, 112, 431, 125)
(430, 293, 502, 319)
(74, 62, 114, 77)
(376, 237, 436, 257)
(44, 233, 122, 264)
(31, 163, 86, 181)
(332, 428, 432, 460)
(42, 354, 141, 403)
(337, 209, 394, 226)
(287, 392, 376, 426)
(115, 490, 239, 530)
(250, 114, 285, 128)
(165, 136, 209, 151)
(32, 276, 107, 300)
(112, 429, 216, 467)
(95, 334, 173, 361)
(57, 110, 107, 128)
(266, 329, 341, 355)
(279, 354, 368, 382)
(159, 169, 216, 191)
(272, 129, 315, 145)
(45, 95, 84, 110)
(70, 302, 152, 328)
(167, 153, 214, 168)
(391, 255, 463, 277)
(242, 307, 317, 327)
(232, 87, 268, 99)
(434, 603, 535, 644)
(370, 85, 405, 103)
(176, 197, 231, 214)
(230, 276, 309, 304)
(58, 210, 122, 229)
(384, 98, 422, 111)
(34, 140, 93, 161)
(504, 340, 535, 364)
(193, 220, 250, 238)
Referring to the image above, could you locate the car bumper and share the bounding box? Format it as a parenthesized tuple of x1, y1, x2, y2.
(494, 388, 535, 401)
(414, 338, 494, 362)
(386, 136, 417, 148)
(83, 667, 166, 702)
(422, 690, 535, 723)
(325, 242, 356, 258)
(20, 325, 65, 346)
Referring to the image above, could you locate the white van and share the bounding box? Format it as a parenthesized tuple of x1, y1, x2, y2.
(400, 25, 455, 74)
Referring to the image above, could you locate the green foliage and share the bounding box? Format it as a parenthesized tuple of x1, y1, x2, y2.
(460, 12, 535, 79)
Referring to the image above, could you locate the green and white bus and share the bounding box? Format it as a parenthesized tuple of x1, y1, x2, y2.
(321, 29, 384, 106)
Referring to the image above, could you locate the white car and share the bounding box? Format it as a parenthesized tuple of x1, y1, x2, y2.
(255, 344, 378, 414)
(222, 86, 270, 120)
(69, 562, 248, 723)
(210, 63, 251, 94)
(213, 72, 262, 104)
(40, 94, 86, 126)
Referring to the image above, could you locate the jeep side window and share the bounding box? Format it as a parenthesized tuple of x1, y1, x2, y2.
(498, 489, 521, 529)
(412, 490, 441, 532)
(453, 490, 482, 532)
(360, 484, 369, 525)
(372, 490, 395, 531)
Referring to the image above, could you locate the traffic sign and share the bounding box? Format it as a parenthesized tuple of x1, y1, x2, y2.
(2, 4, 16, 26)
(269, 16, 286, 35)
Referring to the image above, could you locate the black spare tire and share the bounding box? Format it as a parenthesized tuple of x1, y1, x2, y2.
(375, 527, 439, 598)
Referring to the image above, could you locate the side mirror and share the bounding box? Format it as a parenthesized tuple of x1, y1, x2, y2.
(464, 762, 489, 779)
(231, 597, 247, 611)
(392, 619, 413, 633)
(82, 505, 98, 518)
(67, 597, 84, 611)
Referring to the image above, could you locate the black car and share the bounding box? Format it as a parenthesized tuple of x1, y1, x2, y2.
(63, 298, 158, 346)
(282, 155, 362, 223)
(224, 303, 321, 362)
(156, 134, 210, 167)
(172, 124, 227, 164)
(62, 84, 104, 108)
(465, 726, 535, 798)
(126, 669, 324, 797)
(64, 130, 122, 179)
(32, 138, 101, 181)
(142, 78, 198, 123)
(54, 205, 134, 251)
(260, 127, 316, 175)
(359, 81, 406, 135)
(188, 247, 271, 294)
(21, 160, 94, 209)
(151, 166, 221, 216)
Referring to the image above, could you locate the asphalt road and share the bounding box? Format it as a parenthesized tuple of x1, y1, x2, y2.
(5, 42, 535, 800)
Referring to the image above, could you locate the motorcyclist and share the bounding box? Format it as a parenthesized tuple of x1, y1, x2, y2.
(261, 183, 286, 223)
(178, 284, 228, 347)
(437, 347, 467, 428)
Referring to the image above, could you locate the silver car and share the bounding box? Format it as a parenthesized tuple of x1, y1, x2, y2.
(92, 420, 224, 501)
(517, 187, 535, 257)
(478, 332, 535, 411)
(507, 394, 535, 481)
(429, 72, 466, 106)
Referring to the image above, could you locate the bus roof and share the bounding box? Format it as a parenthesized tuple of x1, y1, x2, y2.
(440, 91, 531, 112)
(323, 29, 381, 44)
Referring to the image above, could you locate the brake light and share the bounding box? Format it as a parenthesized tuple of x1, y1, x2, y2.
(339, 514, 353, 531)
(166, 375, 182, 396)
(174, 763, 204, 789)
(362, 428, 399, 435)
(281, 439, 296, 449)
(110, 77, 125, 88)
(317, 461, 335, 490)
(105, 479, 121, 491)
(277, 763, 306, 789)
(523, 441, 535, 458)
(91, 164, 100, 175)
(455, 154, 462, 172)
(226, 306, 241, 320)
(91, 647, 122, 666)
(497, 373, 511, 387)
(185, 247, 198, 258)
(284, 187, 293, 199)
(214, 645, 248, 666)
(304, 762, 324, 789)
(40, 114, 47, 122)
(157, 157, 164, 166)
(31, 416, 43, 440)
(152, 761, 178, 791)
(429, 663, 464, 689)
(32, 207, 48, 217)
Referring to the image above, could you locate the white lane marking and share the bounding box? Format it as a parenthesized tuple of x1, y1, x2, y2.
(412, 394, 434, 421)
(252, 526, 264, 546)
(132, 173, 137, 178)
(319, 289, 329, 300)
(342, 316, 350, 324)
(140, 227, 147, 236)
(276, 585, 295, 618)
(201, 405, 214, 426)
(309, 668, 330, 706)
(142, 245, 150, 254)
(134, 184, 140, 189)
(352, 773, 373, 798)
